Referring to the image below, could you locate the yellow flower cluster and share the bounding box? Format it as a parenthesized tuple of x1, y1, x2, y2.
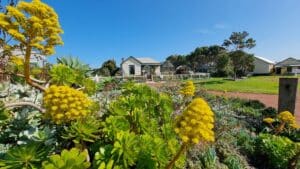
(278, 111, 299, 128)
(263, 111, 299, 129)
(263, 117, 275, 124)
(9, 56, 24, 66)
(0, 0, 63, 55)
(175, 98, 214, 144)
(180, 80, 195, 97)
(278, 111, 295, 124)
(43, 85, 92, 124)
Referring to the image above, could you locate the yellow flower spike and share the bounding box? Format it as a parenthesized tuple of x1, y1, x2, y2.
(175, 98, 215, 144)
(179, 80, 196, 97)
(43, 85, 92, 124)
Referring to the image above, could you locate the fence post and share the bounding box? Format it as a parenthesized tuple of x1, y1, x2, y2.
(278, 78, 298, 114)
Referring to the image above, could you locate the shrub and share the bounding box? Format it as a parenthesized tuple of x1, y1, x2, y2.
(243, 100, 265, 109)
(42, 148, 90, 169)
(255, 134, 299, 169)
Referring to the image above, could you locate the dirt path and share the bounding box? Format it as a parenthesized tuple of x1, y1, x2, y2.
(208, 90, 300, 123)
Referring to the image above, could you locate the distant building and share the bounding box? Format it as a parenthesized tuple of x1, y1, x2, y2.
(275, 57, 300, 74)
(253, 56, 275, 74)
(160, 60, 175, 75)
(121, 56, 161, 77)
(0, 48, 46, 66)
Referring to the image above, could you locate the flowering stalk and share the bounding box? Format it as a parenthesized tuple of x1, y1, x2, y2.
(166, 98, 215, 169)
(24, 46, 45, 91)
(165, 143, 187, 169)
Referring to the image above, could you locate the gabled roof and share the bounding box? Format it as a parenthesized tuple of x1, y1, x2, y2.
(135, 57, 160, 64)
(254, 56, 275, 64)
(275, 57, 300, 67)
(122, 56, 160, 65)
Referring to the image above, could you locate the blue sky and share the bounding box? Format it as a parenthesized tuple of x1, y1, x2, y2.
(44, 0, 300, 68)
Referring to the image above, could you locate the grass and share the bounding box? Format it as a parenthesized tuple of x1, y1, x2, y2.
(194, 76, 300, 94)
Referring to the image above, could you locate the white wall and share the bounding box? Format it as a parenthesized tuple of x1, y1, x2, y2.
(154, 66, 161, 75)
(292, 67, 300, 74)
(253, 58, 273, 74)
(121, 58, 141, 76)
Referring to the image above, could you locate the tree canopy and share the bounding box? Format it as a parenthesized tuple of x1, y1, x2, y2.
(222, 31, 256, 51)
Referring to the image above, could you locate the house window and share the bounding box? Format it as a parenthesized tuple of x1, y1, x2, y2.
(129, 65, 135, 75)
(287, 66, 292, 73)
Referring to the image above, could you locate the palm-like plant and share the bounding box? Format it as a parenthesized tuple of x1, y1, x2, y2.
(56, 56, 90, 76)
(0, 143, 49, 169)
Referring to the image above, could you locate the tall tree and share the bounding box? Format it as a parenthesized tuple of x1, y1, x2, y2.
(166, 54, 186, 68)
(229, 50, 254, 78)
(187, 45, 226, 72)
(222, 31, 256, 79)
(215, 53, 233, 77)
(94, 59, 119, 76)
(222, 31, 256, 51)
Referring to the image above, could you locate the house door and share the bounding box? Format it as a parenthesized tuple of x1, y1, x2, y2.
(276, 67, 281, 74)
(129, 65, 135, 75)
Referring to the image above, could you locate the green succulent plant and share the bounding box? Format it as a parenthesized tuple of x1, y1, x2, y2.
(42, 148, 90, 169)
(62, 117, 101, 144)
(49, 64, 76, 86)
(0, 143, 49, 169)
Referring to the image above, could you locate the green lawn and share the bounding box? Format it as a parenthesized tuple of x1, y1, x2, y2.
(194, 76, 300, 94)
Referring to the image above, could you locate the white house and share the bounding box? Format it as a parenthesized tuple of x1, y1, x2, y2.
(121, 56, 161, 77)
(253, 56, 275, 74)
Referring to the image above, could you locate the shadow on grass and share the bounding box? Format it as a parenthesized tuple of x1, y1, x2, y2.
(195, 80, 225, 85)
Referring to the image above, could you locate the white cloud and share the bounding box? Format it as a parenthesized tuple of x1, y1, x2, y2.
(195, 29, 213, 34)
(214, 23, 229, 29)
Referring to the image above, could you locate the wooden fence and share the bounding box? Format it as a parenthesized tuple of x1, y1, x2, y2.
(92, 73, 210, 83)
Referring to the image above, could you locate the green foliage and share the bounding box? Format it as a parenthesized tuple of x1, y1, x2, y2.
(50, 60, 96, 95)
(166, 54, 186, 69)
(50, 64, 76, 85)
(57, 56, 90, 74)
(94, 59, 119, 76)
(62, 117, 101, 144)
(256, 134, 299, 169)
(96, 83, 182, 169)
(215, 53, 233, 77)
(0, 143, 49, 169)
(82, 78, 97, 95)
(228, 50, 255, 78)
(187, 146, 218, 169)
(0, 102, 9, 122)
(107, 83, 173, 135)
(223, 155, 245, 169)
(42, 148, 90, 169)
(222, 31, 256, 50)
(111, 131, 138, 168)
(236, 129, 256, 156)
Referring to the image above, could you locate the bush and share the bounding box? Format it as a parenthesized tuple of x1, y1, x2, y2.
(243, 100, 265, 109)
(255, 134, 300, 169)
